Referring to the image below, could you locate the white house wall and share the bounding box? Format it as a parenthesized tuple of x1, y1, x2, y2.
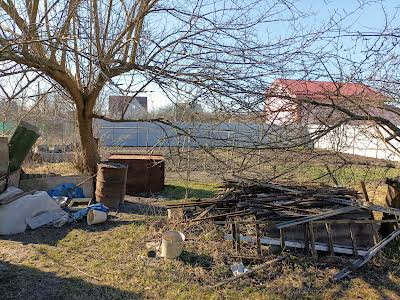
(265, 96, 298, 125)
(309, 124, 400, 161)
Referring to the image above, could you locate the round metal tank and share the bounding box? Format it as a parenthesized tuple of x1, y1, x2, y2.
(95, 161, 128, 209)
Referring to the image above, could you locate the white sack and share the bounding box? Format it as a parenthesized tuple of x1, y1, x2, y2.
(0, 190, 61, 235)
(0, 187, 24, 202)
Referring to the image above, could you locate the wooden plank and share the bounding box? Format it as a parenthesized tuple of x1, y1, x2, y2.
(333, 227, 400, 281)
(231, 223, 236, 249)
(280, 228, 285, 250)
(327, 197, 400, 217)
(190, 205, 216, 222)
(232, 175, 302, 193)
(250, 202, 319, 215)
(224, 234, 368, 256)
(312, 219, 399, 225)
(360, 181, 370, 202)
(309, 223, 317, 258)
(304, 223, 309, 254)
(349, 224, 358, 257)
(371, 223, 380, 245)
(210, 256, 285, 288)
(190, 209, 252, 222)
(235, 222, 241, 253)
(255, 223, 262, 256)
(325, 223, 335, 256)
(276, 206, 359, 229)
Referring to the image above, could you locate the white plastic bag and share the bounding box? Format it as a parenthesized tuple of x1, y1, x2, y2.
(0, 190, 61, 235)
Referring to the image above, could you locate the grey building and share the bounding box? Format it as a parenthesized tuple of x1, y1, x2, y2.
(108, 96, 148, 119)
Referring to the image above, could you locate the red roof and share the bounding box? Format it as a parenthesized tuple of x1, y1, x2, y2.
(273, 79, 385, 102)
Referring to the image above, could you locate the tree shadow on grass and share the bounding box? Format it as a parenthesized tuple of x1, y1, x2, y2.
(0, 261, 142, 299)
(2, 216, 145, 246)
(178, 251, 214, 269)
(161, 184, 215, 200)
(325, 262, 400, 300)
(121, 201, 167, 216)
(325, 239, 400, 299)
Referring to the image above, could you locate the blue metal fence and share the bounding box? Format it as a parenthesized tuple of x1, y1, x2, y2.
(96, 120, 311, 148)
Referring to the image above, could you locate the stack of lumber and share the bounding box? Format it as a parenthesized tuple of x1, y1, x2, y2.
(165, 179, 400, 281)
(166, 180, 369, 224)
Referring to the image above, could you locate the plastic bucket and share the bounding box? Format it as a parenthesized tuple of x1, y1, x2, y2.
(87, 209, 107, 225)
(161, 230, 185, 258)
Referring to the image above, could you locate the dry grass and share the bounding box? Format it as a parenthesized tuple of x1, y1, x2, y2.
(3, 155, 399, 299)
(0, 205, 399, 300)
(22, 161, 81, 176)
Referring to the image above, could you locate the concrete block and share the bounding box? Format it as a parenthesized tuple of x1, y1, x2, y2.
(19, 175, 94, 198)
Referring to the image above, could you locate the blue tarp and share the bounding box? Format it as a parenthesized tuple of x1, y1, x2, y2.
(48, 183, 85, 199)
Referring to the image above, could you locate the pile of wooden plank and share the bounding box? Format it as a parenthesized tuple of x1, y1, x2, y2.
(166, 179, 400, 280)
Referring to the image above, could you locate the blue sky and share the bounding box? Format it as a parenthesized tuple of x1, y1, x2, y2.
(146, 1, 400, 110)
(296, 0, 399, 31)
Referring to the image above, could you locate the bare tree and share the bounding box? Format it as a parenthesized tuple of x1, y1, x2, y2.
(0, 0, 329, 172)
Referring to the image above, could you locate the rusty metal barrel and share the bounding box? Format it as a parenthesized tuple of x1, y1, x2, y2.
(95, 161, 128, 209)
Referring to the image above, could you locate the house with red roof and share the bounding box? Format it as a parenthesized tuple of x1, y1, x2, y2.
(265, 79, 396, 125)
(264, 79, 400, 160)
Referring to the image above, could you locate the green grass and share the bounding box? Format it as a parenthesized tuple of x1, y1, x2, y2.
(268, 164, 400, 184)
(161, 180, 220, 200)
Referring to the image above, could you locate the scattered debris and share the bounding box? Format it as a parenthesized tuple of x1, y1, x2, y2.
(167, 179, 400, 281)
(51, 196, 68, 208)
(333, 227, 400, 281)
(211, 256, 285, 288)
(67, 198, 92, 211)
(71, 203, 109, 221)
(26, 209, 69, 229)
(230, 262, 249, 276)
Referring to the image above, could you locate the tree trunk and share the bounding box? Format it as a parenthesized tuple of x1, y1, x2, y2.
(76, 108, 100, 173)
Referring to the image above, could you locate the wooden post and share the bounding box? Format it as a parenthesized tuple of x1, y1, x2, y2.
(280, 228, 285, 250)
(255, 223, 262, 256)
(360, 181, 370, 202)
(371, 223, 380, 245)
(349, 223, 358, 257)
(325, 223, 335, 256)
(309, 223, 317, 258)
(304, 223, 309, 255)
(231, 223, 236, 250)
(235, 222, 241, 253)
